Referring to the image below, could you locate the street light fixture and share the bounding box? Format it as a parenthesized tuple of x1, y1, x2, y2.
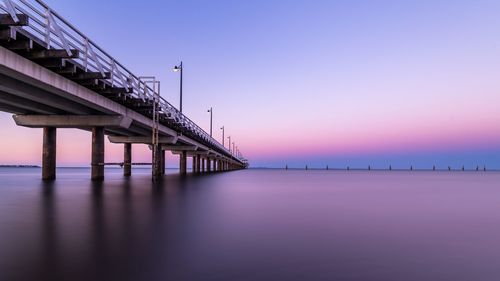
(220, 126, 225, 147)
(207, 107, 213, 137)
(172, 61, 183, 112)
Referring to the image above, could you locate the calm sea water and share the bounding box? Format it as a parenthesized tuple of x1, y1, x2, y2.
(0, 168, 500, 281)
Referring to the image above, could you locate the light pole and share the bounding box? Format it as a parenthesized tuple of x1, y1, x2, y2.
(220, 126, 224, 147)
(207, 107, 213, 137)
(227, 136, 231, 153)
(232, 142, 235, 156)
(173, 61, 183, 112)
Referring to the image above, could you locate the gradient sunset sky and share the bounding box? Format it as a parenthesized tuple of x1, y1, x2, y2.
(1, 0, 500, 169)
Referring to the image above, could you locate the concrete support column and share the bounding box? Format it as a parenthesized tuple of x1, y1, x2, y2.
(161, 150, 166, 175)
(152, 144, 162, 180)
(192, 156, 196, 172)
(196, 155, 201, 173)
(201, 157, 205, 172)
(180, 151, 187, 175)
(91, 127, 105, 181)
(42, 127, 56, 180)
(124, 143, 131, 176)
(207, 158, 211, 172)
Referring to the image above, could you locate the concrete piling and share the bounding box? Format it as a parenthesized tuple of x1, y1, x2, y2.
(151, 144, 162, 180)
(196, 155, 201, 173)
(161, 150, 166, 175)
(91, 127, 104, 181)
(42, 127, 56, 180)
(124, 143, 131, 176)
(192, 156, 196, 172)
(180, 151, 187, 175)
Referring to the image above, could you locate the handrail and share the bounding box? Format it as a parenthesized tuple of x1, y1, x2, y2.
(0, 0, 246, 162)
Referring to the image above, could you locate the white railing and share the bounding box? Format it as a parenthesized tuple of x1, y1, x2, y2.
(0, 0, 245, 162)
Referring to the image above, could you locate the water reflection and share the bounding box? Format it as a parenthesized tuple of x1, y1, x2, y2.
(39, 181, 59, 281)
(0, 169, 500, 281)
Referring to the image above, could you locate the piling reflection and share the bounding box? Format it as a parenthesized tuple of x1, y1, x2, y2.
(1, 169, 500, 281)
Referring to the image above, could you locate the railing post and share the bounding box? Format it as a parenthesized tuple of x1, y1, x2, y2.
(3, 0, 19, 23)
(44, 8, 50, 49)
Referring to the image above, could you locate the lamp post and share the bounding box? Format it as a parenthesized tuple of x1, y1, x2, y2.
(173, 61, 183, 112)
(220, 126, 224, 147)
(207, 107, 213, 137)
(227, 136, 231, 153)
(232, 142, 235, 156)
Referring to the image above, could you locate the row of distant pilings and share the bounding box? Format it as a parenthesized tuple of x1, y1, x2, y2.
(285, 164, 493, 171)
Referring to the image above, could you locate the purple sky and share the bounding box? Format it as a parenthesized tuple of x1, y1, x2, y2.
(1, 0, 500, 168)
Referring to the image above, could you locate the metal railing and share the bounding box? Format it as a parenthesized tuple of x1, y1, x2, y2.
(0, 0, 245, 162)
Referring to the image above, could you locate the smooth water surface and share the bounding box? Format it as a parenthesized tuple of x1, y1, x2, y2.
(1, 168, 500, 281)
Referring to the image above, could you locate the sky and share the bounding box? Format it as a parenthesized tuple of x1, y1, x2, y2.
(1, 0, 500, 169)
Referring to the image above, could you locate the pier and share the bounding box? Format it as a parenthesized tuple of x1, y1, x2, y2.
(0, 0, 248, 180)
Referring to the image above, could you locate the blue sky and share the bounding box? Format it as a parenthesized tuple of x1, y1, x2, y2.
(1, 0, 500, 168)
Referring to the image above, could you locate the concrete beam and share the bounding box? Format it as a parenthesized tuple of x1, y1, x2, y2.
(0, 90, 62, 114)
(163, 145, 198, 151)
(0, 103, 24, 114)
(0, 73, 94, 114)
(26, 49, 79, 59)
(13, 115, 132, 128)
(108, 135, 177, 144)
(171, 151, 209, 156)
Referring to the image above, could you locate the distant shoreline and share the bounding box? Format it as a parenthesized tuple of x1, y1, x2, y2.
(0, 165, 41, 168)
